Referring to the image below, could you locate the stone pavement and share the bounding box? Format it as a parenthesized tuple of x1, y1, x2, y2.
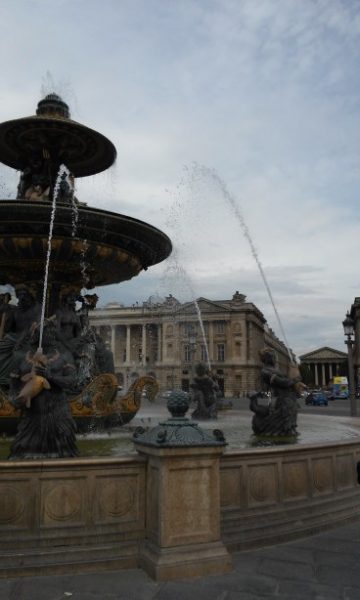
(2, 520, 360, 599)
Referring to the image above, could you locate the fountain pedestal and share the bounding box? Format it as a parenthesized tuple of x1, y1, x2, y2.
(133, 392, 232, 580)
(136, 445, 231, 580)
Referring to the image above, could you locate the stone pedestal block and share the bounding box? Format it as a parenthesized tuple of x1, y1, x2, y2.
(136, 445, 232, 580)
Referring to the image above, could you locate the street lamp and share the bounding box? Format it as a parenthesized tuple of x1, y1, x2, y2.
(342, 312, 357, 417)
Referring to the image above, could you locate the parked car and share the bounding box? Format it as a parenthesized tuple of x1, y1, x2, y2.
(305, 391, 328, 406)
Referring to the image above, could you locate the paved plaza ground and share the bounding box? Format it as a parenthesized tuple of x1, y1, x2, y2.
(2, 519, 360, 599)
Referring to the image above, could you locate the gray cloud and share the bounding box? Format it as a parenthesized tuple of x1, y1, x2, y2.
(1, 0, 360, 358)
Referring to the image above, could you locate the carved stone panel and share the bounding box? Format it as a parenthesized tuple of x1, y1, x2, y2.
(248, 463, 278, 507)
(220, 466, 242, 508)
(312, 457, 334, 495)
(41, 478, 85, 527)
(164, 463, 217, 545)
(283, 460, 309, 501)
(94, 474, 139, 525)
(336, 454, 355, 489)
(0, 484, 27, 526)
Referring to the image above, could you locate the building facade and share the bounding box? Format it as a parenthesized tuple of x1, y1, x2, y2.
(90, 291, 293, 397)
(299, 347, 348, 388)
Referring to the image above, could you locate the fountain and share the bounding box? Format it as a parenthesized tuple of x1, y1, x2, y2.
(0, 95, 358, 579)
(0, 93, 172, 444)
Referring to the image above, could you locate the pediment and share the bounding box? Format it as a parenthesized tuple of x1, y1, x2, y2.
(300, 346, 347, 361)
(176, 298, 230, 315)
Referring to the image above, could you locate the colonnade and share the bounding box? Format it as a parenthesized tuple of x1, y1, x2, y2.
(93, 322, 162, 367)
(92, 320, 221, 367)
(304, 361, 341, 388)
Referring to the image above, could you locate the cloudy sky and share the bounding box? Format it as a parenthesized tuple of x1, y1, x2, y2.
(1, 0, 360, 357)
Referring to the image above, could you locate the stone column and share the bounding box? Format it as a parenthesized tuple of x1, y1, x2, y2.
(315, 364, 319, 386)
(111, 325, 116, 358)
(137, 446, 231, 581)
(329, 364, 333, 381)
(208, 321, 214, 362)
(321, 363, 326, 387)
(157, 323, 162, 362)
(162, 321, 167, 363)
(126, 325, 131, 364)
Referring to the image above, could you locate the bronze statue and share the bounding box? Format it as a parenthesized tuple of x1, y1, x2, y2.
(0, 292, 13, 339)
(56, 289, 83, 344)
(191, 363, 218, 420)
(249, 348, 303, 438)
(9, 320, 78, 459)
(0, 285, 41, 386)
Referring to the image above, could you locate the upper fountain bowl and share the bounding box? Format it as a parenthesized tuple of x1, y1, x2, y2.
(0, 93, 172, 301)
(0, 94, 116, 177)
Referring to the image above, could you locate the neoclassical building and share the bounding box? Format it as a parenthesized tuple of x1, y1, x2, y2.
(90, 291, 294, 397)
(299, 347, 347, 387)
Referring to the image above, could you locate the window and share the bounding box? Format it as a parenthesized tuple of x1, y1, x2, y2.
(184, 322, 197, 336)
(215, 321, 226, 334)
(235, 341, 242, 356)
(217, 344, 225, 362)
(166, 324, 174, 336)
(184, 344, 191, 362)
(167, 343, 173, 358)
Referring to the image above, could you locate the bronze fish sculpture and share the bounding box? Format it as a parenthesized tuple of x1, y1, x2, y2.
(17, 349, 58, 408)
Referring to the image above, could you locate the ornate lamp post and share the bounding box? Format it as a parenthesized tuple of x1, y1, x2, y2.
(342, 312, 357, 417)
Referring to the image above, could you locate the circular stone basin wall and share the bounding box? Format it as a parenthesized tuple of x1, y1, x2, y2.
(0, 410, 359, 577)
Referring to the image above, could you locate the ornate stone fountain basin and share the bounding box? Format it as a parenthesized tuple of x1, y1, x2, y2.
(0, 200, 172, 289)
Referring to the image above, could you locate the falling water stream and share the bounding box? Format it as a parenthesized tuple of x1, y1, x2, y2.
(162, 253, 211, 371)
(188, 164, 294, 364)
(38, 164, 73, 351)
(80, 239, 90, 288)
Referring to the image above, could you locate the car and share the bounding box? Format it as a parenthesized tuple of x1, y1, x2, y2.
(305, 391, 328, 406)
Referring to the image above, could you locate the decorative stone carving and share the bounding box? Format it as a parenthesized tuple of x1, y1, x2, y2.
(336, 454, 354, 489)
(99, 480, 134, 518)
(44, 483, 82, 522)
(312, 458, 334, 494)
(283, 461, 308, 499)
(248, 465, 277, 505)
(0, 486, 25, 523)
